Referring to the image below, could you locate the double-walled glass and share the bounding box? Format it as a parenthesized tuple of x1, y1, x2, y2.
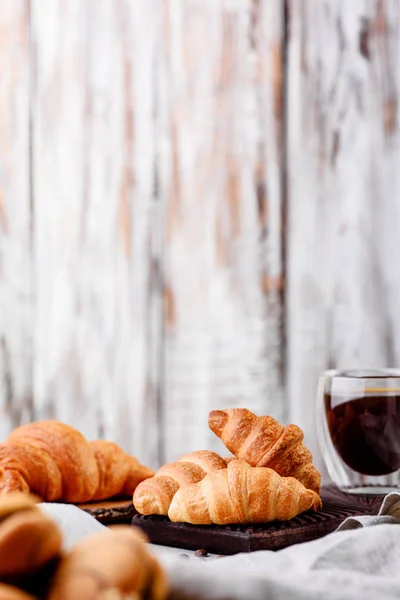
(317, 369, 400, 494)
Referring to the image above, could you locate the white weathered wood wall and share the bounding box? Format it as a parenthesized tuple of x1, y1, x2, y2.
(160, 0, 285, 462)
(0, 0, 399, 472)
(287, 0, 400, 469)
(0, 2, 31, 439)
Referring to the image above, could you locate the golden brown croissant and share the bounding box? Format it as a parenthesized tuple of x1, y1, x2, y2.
(209, 408, 321, 494)
(0, 421, 153, 503)
(0, 511, 62, 579)
(48, 526, 167, 600)
(0, 493, 39, 522)
(0, 584, 37, 600)
(0, 493, 62, 579)
(133, 450, 226, 516)
(89, 440, 153, 499)
(169, 459, 322, 525)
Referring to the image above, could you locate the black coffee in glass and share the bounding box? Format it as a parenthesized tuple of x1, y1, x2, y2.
(318, 369, 400, 493)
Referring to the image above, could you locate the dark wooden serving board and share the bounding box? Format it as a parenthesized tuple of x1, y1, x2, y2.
(79, 498, 136, 524)
(130, 487, 384, 555)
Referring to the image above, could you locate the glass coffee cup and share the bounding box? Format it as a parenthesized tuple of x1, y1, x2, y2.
(317, 369, 400, 494)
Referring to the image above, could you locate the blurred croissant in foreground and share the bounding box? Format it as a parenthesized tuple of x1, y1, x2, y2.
(0, 492, 168, 600)
(0, 584, 37, 600)
(169, 459, 322, 525)
(0, 493, 62, 581)
(48, 527, 167, 600)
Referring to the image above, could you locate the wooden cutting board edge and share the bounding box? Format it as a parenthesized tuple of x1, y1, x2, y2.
(129, 487, 385, 554)
(78, 487, 385, 551)
(78, 498, 135, 524)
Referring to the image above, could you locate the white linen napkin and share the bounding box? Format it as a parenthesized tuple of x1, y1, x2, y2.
(39, 493, 400, 600)
(39, 502, 106, 551)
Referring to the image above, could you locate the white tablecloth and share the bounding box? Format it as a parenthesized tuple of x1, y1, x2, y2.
(40, 493, 400, 600)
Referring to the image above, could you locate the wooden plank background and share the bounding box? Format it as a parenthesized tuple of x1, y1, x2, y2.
(160, 0, 285, 462)
(287, 0, 400, 468)
(0, 1, 32, 440)
(0, 0, 399, 472)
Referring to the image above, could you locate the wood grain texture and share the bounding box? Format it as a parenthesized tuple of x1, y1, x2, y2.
(286, 0, 400, 473)
(0, 1, 32, 438)
(159, 0, 285, 461)
(31, 0, 161, 466)
(3, 0, 399, 476)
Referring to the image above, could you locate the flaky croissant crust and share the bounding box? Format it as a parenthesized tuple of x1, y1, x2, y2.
(169, 459, 322, 525)
(133, 450, 227, 516)
(209, 408, 321, 494)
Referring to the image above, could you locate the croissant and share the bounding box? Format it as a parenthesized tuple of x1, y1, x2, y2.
(209, 408, 321, 494)
(133, 450, 226, 515)
(0, 421, 154, 503)
(48, 526, 167, 600)
(0, 585, 37, 600)
(0, 493, 62, 580)
(168, 459, 322, 525)
(0, 493, 39, 522)
(0, 511, 62, 580)
(89, 440, 153, 499)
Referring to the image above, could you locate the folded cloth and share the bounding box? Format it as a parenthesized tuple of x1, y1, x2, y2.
(39, 502, 107, 550)
(39, 493, 400, 600)
(336, 492, 400, 530)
